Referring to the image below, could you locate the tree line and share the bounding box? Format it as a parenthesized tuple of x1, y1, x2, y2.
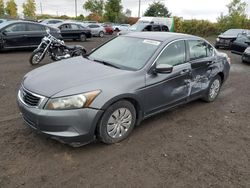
(0, 0, 249, 36)
(0, 0, 36, 19)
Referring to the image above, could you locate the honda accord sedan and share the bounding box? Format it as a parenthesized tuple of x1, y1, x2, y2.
(17, 32, 230, 146)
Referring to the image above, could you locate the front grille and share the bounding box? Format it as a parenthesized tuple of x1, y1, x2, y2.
(220, 39, 230, 44)
(19, 87, 42, 107)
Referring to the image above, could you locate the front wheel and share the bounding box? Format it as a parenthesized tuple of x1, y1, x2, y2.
(73, 48, 86, 57)
(29, 49, 45, 65)
(202, 75, 222, 102)
(97, 100, 136, 144)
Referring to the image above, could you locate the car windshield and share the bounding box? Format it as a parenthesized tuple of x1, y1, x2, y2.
(129, 23, 147, 31)
(88, 36, 161, 70)
(223, 29, 244, 36)
(0, 21, 10, 29)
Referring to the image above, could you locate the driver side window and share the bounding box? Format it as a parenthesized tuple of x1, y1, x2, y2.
(156, 40, 186, 66)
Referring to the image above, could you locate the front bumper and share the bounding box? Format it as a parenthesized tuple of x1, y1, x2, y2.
(242, 52, 250, 63)
(17, 97, 103, 146)
(215, 39, 232, 48)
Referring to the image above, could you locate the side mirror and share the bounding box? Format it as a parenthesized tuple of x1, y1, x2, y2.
(155, 64, 173, 74)
(245, 41, 250, 45)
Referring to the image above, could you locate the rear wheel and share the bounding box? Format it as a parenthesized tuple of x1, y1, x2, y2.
(97, 100, 136, 144)
(79, 34, 86, 42)
(202, 75, 222, 102)
(29, 49, 45, 65)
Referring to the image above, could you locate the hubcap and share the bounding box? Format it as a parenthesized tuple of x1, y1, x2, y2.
(107, 108, 132, 138)
(209, 79, 220, 99)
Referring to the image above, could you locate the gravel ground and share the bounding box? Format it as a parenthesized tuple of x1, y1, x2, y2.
(0, 35, 250, 188)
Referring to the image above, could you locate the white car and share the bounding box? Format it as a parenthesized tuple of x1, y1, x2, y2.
(116, 24, 130, 31)
(40, 19, 63, 25)
(86, 24, 106, 37)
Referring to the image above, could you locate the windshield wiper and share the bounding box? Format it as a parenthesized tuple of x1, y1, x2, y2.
(92, 59, 121, 69)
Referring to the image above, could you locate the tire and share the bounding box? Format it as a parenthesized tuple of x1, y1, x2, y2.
(29, 49, 45, 65)
(99, 31, 104, 38)
(97, 100, 136, 144)
(79, 34, 86, 42)
(202, 75, 222, 102)
(81, 49, 87, 57)
(74, 48, 86, 57)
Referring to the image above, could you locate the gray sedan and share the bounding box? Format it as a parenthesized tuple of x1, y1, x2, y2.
(17, 32, 230, 146)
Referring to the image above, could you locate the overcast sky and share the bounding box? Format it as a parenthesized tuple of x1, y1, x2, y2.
(5, 0, 250, 22)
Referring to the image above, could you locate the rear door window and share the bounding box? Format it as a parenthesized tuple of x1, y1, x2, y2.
(71, 24, 80, 30)
(188, 40, 213, 60)
(88, 25, 99, 28)
(60, 24, 71, 30)
(27, 23, 45, 31)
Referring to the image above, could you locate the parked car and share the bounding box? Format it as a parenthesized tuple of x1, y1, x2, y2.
(18, 32, 230, 146)
(86, 24, 105, 37)
(231, 33, 250, 55)
(119, 23, 169, 35)
(215, 29, 250, 49)
(112, 23, 120, 31)
(40, 19, 63, 25)
(242, 47, 250, 63)
(115, 24, 130, 32)
(102, 24, 114, 35)
(54, 22, 91, 41)
(0, 19, 8, 24)
(0, 21, 61, 51)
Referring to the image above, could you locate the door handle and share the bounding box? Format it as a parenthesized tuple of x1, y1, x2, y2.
(180, 69, 190, 75)
(23, 35, 28, 37)
(206, 61, 214, 66)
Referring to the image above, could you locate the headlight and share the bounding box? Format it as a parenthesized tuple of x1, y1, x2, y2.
(45, 90, 101, 110)
(216, 38, 220, 42)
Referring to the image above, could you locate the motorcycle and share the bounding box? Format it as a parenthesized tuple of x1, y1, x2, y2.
(29, 30, 87, 65)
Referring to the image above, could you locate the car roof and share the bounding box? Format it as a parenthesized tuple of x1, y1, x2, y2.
(0, 20, 36, 29)
(125, 32, 201, 42)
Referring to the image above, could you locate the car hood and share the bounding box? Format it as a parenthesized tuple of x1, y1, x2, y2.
(23, 57, 129, 98)
(218, 34, 237, 39)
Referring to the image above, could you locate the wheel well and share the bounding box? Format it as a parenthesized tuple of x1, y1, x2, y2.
(102, 98, 143, 125)
(218, 72, 224, 83)
(124, 98, 142, 123)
